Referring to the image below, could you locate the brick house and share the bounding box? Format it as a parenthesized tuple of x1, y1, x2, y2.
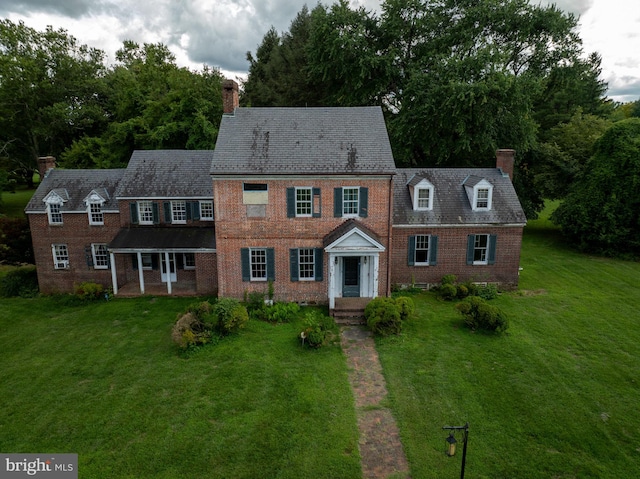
(26, 82, 526, 311)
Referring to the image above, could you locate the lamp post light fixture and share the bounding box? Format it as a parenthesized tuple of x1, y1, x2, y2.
(442, 422, 469, 479)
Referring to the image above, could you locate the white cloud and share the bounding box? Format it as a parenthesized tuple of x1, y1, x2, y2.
(1, 0, 639, 101)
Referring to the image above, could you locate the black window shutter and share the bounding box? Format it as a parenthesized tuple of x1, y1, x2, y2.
(488, 235, 497, 265)
(85, 246, 93, 268)
(266, 248, 275, 281)
(163, 202, 171, 223)
(290, 249, 299, 281)
(359, 187, 368, 217)
(334, 188, 342, 217)
(132, 254, 138, 270)
(314, 248, 323, 281)
(186, 202, 192, 221)
(241, 248, 250, 281)
(286, 188, 296, 218)
(176, 254, 184, 270)
(130, 203, 138, 224)
(408, 236, 416, 266)
(429, 235, 438, 265)
(153, 202, 160, 224)
(312, 188, 321, 218)
(191, 202, 200, 220)
(466, 235, 475, 265)
(151, 254, 159, 270)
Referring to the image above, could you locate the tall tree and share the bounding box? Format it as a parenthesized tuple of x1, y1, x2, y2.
(551, 118, 640, 257)
(0, 20, 106, 186)
(61, 42, 224, 168)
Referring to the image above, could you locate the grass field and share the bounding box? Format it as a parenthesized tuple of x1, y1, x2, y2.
(1, 201, 639, 478)
(0, 186, 35, 217)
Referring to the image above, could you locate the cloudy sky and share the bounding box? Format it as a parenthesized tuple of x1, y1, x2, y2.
(2, 0, 639, 103)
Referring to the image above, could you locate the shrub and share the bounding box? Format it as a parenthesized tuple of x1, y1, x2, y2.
(0, 217, 34, 264)
(365, 297, 402, 336)
(394, 296, 415, 321)
(185, 301, 214, 322)
(0, 266, 39, 297)
(456, 284, 469, 299)
(476, 283, 498, 300)
(439, 283, 458, 301)
(455, 296, 509, 333)
(264, 301, 300, 323)
(213, 298, 248, 336)
(301, 310, 334, 348)
(74, 282, 104, 301)
(441, 274, 457, 285)
(171, 312, 212, 349)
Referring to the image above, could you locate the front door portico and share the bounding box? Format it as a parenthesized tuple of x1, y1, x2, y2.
(324, 223, 385, 310)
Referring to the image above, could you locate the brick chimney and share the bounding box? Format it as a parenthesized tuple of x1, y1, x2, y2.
(38, 156, 56, 180)
(222, 79, 239, 114)
(496, 149, 515, 181)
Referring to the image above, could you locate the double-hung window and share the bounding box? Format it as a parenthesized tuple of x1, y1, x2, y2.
(138, 201, 154, 224)
(183, 253, 196, 270)
(172, 201, 187, 224)
(342, 187, 359, 216)
(296, 188, 312, 217)
(287, 187, 321, 218)
(241, 248, 275, 282)
(48, 203, 63, 225)
(334, 186, 368, 218)
(466, 234, 497, 265)
(52, 244, 69, 269)
(92, 244, 109, 269)
(407, 235, 438, 266)
(476, 188, 489, 209)
(290, 248, 323, 281)
(89, 202, 104, 225)
(199, 201, 214, 220)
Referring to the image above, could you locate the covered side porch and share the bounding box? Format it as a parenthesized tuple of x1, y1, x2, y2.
(108, 227, 216, 296)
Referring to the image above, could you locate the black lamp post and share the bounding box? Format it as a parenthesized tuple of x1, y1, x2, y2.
(442, 422, 469, 479)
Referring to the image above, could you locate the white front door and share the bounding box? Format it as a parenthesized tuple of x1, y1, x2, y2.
(160, 253, 176, 282)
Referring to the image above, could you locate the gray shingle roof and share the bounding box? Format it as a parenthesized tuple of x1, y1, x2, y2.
(109, 227, 216, 250)
(116, 150, 214, 198)
(393, 168, 526, 226)
(211, 107, 396, 176)
(25, 169, 125, 213)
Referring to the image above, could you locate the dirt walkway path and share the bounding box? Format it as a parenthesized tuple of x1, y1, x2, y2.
(340, 326, 411, 479)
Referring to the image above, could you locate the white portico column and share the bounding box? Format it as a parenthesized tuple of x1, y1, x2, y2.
(137, 252, 145, 294)
(110, 252, 118, 295)
(372, 254, 380, 299)
(164, 252, 172, 295)
(328, 253, 336, 310)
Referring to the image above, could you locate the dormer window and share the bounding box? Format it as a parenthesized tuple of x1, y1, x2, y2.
(43, 190, 67, 225)
(48, 203, 63, 224)
(85, 191, 107, 225)
(407, 175, 434, 211)
(463, 176, 493, 211)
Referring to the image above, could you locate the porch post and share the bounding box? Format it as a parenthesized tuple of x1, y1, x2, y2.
(137, 252, 145, 294)
(373, 254, 380, 299)
(164, 252, 172, 294)
(110, 252, 118, 295)
(328, 253, 336, 310)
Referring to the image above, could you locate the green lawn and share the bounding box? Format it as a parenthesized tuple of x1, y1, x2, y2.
(0, 297, 360, 478)
(377, 204, 640, 478)
(0, 186, 35, 217)
(1, 202, 639, 478)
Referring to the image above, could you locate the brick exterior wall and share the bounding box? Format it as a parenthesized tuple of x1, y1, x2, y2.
(28, 212, 122, 294)
(214, 177, 393, 303)
(390, 225, 523, 289)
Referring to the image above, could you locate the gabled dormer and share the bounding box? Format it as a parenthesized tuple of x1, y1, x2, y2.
(407, 174, 434, 211)
(42, 189, 69, 225)
(463, 176, 493, 211)
(84, 189, 108, 225)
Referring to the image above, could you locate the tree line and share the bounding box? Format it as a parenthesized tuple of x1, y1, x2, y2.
(1, 1, 639, 258)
